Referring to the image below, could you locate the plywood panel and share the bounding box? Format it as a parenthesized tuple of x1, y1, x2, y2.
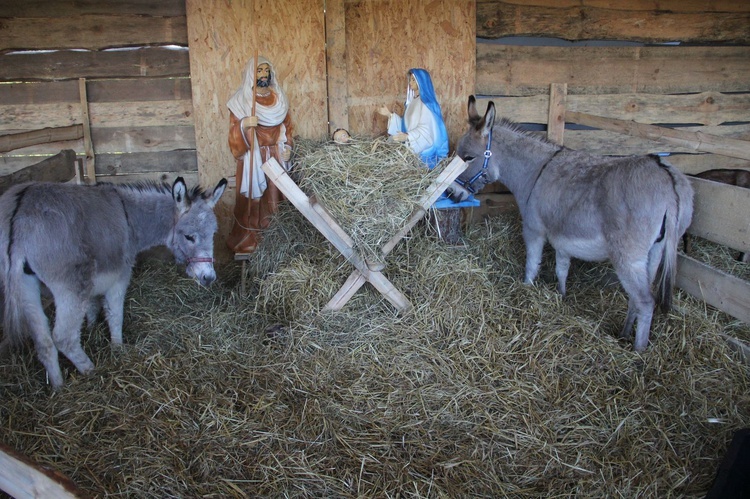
(0, 15, 187, 51)
(344, 0, 476, 150)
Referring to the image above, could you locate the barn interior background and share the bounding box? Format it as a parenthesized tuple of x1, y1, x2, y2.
(1, 0, 749, 497)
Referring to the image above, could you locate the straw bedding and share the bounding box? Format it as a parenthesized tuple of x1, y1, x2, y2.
(0, 138, 748, 498)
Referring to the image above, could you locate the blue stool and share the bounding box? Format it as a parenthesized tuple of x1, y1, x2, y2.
(430, 193, 481, 243)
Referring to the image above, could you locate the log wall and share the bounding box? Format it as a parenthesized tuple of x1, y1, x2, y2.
(0, 0, 196, 184)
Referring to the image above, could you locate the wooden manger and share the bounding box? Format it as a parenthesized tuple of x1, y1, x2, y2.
(262, 155, 468, 312)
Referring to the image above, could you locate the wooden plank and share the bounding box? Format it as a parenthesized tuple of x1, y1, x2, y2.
(546, 83, 566, 145)
(566, 111, 750, 161)
(325, 0, 349, 134)
(0, 100, 195, 132)
(0, 47, 190, 82)
(668, 155, 750, 176)
(0, 78, 192, 105)
(0, 15, 188, 51)
(476, 45, 750, 96)
(79, 78, 96, 183)
(0, 125, 82, 153)
(676, 254, 750, 325)
(0, 442, 81, 499)
(0, 126, 195, 156)
(478, 0, 750, 12)
(687, 177, 750, 254)
(477, 1, 750, 43)
(94, 150, 198, 176)
(0, 150, 77, 193)
(562, 125, 750, 157)
(0, 0, 185, 17)
(476, 91, 750, 128)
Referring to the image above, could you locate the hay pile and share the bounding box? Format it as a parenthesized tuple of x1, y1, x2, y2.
(1, 139, 749, 497)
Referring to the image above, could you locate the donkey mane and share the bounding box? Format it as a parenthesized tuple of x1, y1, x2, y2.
(107, 181, 209, 201)
(472, 113, 559, 148)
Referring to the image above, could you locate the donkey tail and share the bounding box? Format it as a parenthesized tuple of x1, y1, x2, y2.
(655, 211, 678, 313)
(2, 256, 29, 350)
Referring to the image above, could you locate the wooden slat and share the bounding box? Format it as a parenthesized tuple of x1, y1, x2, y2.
(0, 78, 192, 105)
(477, 1, 750, 43)
(546, 83, 566, 145)
(687, 177, 750, 254)
(677, 254, 750, 325)
(0, 443, 81, 499)
(0, 0, 185, 17)
(0, 150, 76, 193)
(0, 15, 187, 51)
(79, 78, 96, 183)
(476, 92, 750, 128)
(667, 155, 750, 176)
(0, 125, 82, 153)
(476, 45, 750, 96)
(0, 100, 195, 132)
(0, 47, 190, 82)
(566, 111, 750, 161)
(94, 150, 198, 176)
(325, 0, 349, 134)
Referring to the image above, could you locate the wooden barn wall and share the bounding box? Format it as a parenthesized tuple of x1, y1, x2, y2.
(0, 0, 195, 184)
(474, 0, 750, 178)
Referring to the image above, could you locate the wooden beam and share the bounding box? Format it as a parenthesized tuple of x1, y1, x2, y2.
(0, 150, 77, 194)
(566, 111, 750, 161)
(477, 1, 750, 43)
(476, 45, 750, 96)
(0, 125, 82, 153)
(325, 0, 349, 135)
(546, 83, 566, 145)
(0, 443, 82, 499)
(677, 254, 750, 325)
(687, 177, 750, 254)
(79, 78, 96, 184)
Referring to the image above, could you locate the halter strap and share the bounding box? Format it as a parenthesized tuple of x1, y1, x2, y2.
(186, 256, 215, 264)
(455, 126, 493, 194)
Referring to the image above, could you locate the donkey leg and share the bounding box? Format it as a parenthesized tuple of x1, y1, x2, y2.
(103, 273, 131, 345)
(20, 274, 65, 387)
(50, 292, 94, 376)
(615, 262, 655, 352)
(554, 249, 571, 296)
(522, 226, 545, 284)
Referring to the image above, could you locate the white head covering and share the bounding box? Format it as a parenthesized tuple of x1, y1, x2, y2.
(227, 56, 289, 125)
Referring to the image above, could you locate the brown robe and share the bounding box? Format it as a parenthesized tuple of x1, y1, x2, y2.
(226, 92, 294, 254)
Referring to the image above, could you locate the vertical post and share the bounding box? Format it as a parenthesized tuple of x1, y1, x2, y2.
(325, 0, 349, 136)
(547, 82, 567, 146)
(78, 78, 96, 184)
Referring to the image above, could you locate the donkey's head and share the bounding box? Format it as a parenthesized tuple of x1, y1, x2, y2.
(169, 177, 227, 286)
(448, 96, 497, 202)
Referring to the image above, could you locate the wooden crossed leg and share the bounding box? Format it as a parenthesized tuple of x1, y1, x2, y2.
(261, 156, 468, 312)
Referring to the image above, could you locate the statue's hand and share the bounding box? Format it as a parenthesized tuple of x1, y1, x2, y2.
(281, 146, 292, 162)
(377, 106, 391, 117)
(393, 132, 408, 142)
(242, 115, 259, 130)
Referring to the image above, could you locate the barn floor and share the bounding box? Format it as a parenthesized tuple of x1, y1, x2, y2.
(1, 209, 748, 498)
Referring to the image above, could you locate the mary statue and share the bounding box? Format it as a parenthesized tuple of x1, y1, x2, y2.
(378, 68, 449, 169)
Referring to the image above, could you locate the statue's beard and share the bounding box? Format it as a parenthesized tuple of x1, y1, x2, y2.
(256, 77, 271, 88)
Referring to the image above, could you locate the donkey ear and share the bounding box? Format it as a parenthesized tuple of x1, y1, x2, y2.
(467, 95, 479, 120)
(172, 177, 189, 214)
(482, 102, 496, 137)
(207, 178, 228, 209)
